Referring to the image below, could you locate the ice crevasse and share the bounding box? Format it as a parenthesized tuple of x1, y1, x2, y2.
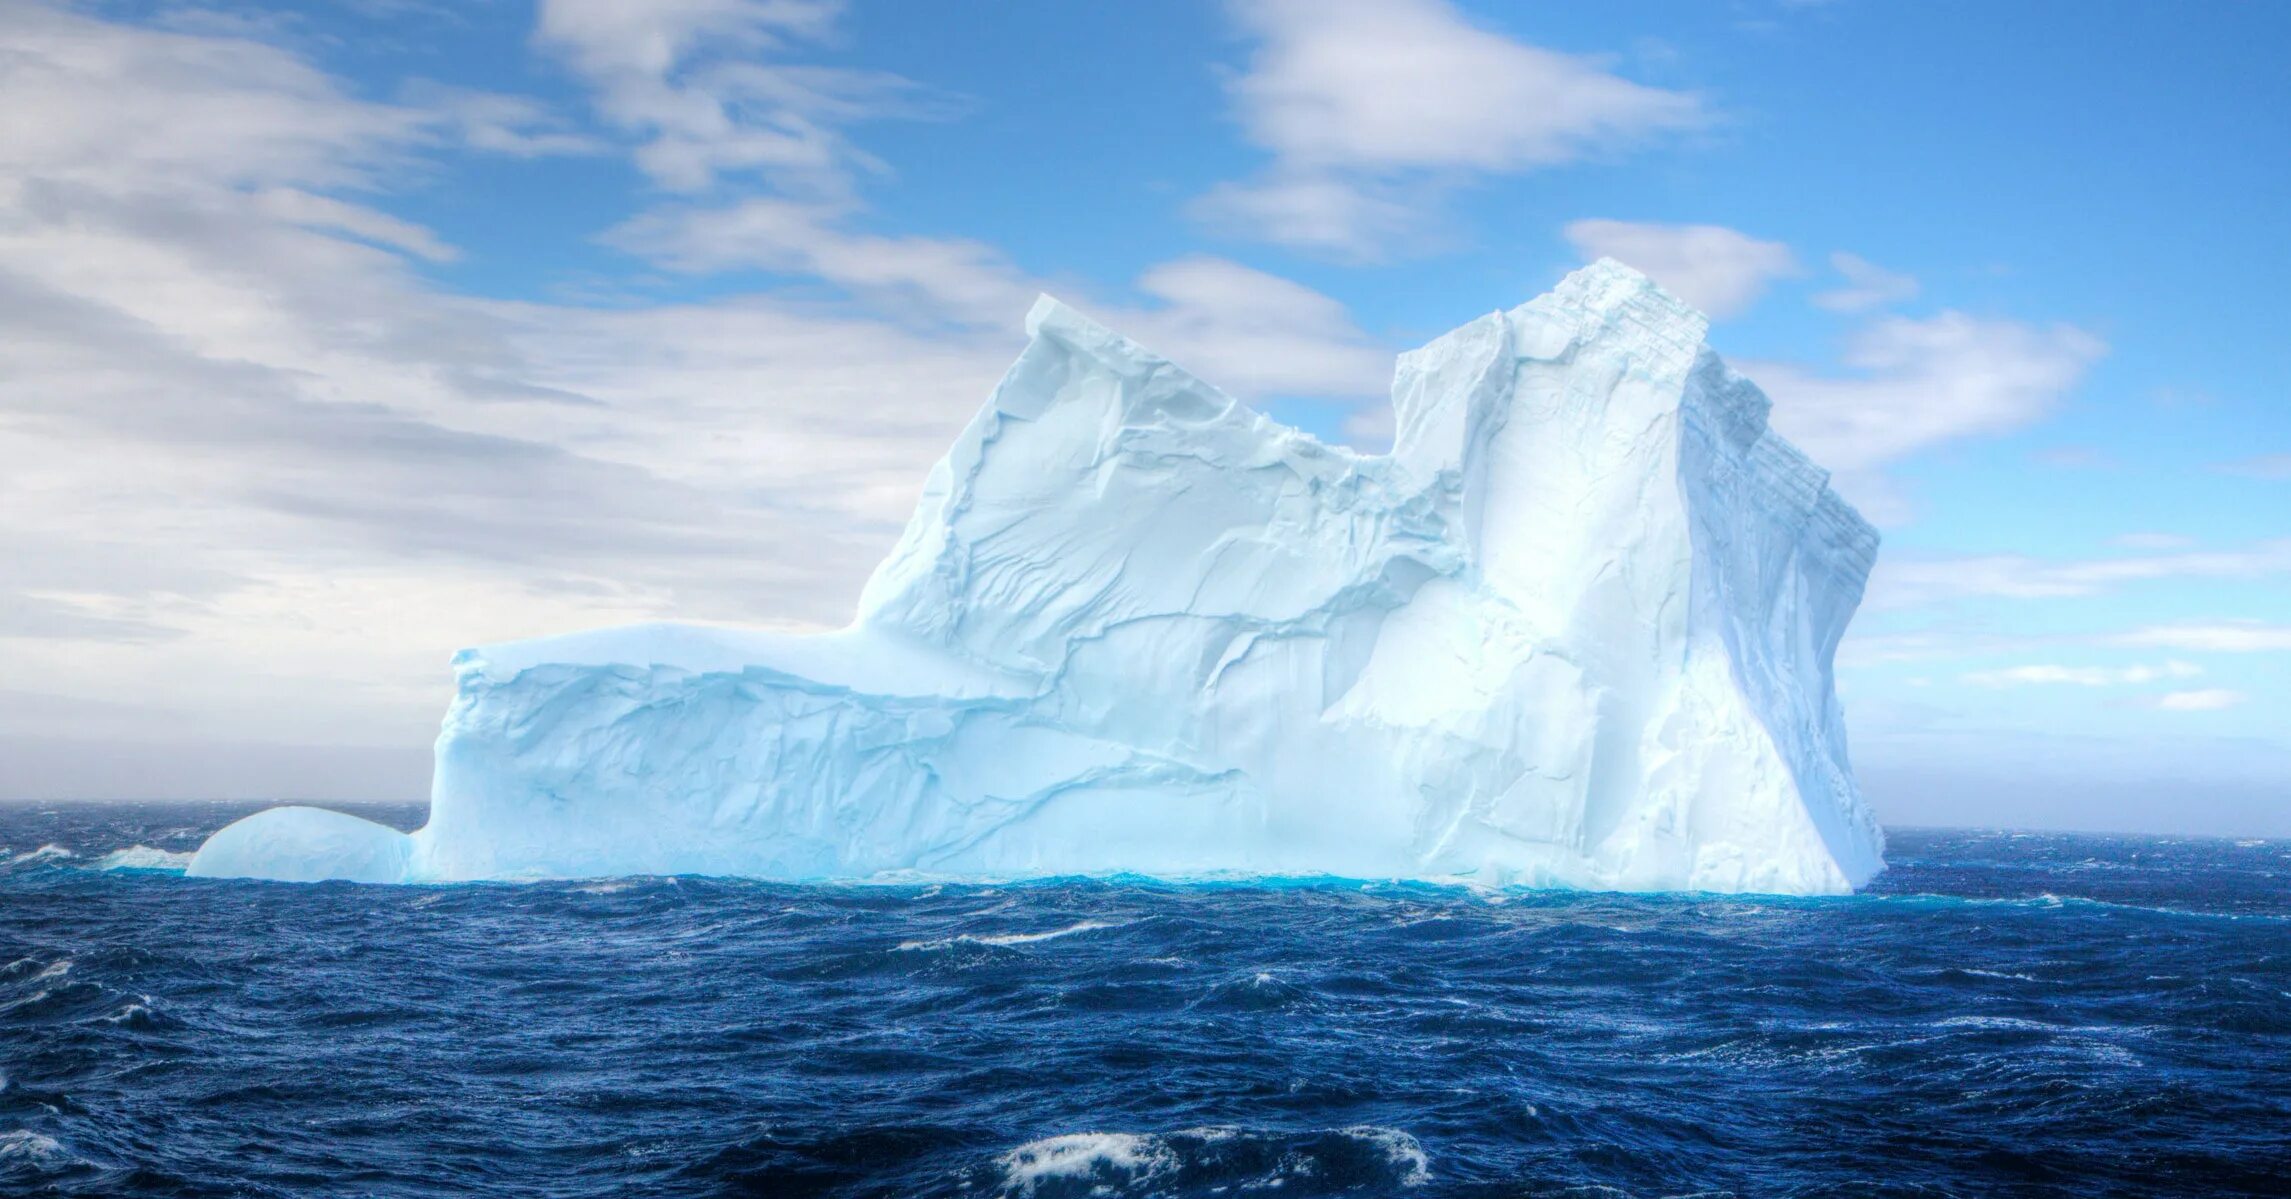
(191, 260, 1885, 894)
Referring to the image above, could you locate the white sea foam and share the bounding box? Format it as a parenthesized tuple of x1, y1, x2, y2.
(96, 846, 194, 873)
(1933, 1015, 2053, 1031)
(1341, 1126, 1431, 1186)
(0, 1131, 70, 1164)
(996, 1131, 1176, 1193)
(6, 845, 74, 866)
(1956, 968, 2039, 982)
(100, 1000, 154, 1025)
(990, 1125, 1428, 1194)
(895, 920, 1124, 952)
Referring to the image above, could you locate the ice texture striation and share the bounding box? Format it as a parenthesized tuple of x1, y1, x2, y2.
(190, 260, 1884, 893)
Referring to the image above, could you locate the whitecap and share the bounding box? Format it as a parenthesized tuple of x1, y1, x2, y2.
(988, 1124, 1429, 1195)
(95, 845, 194, 873)
(895, 920, 1124, 952)
(100, 996, 155, 1025)
(0, 1130, 83, 1171)
(1340, 1125, 1431, 1187)
(997, 1131, 1176, 1193)
(1933, 1014, 2052, 1031)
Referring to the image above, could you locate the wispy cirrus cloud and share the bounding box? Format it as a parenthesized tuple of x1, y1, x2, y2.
(604, 198, 1392, 402)
(1813, 251, 1919, 313)
(0, 3, 1007, 762)
(1962, 662, 2200, 688)
(2112, 622, 2291, 652)
(2151, 689, 2247, 712)
(1195, 0, 1706, 259)
(2107, 532, 2195, 551)
(1741, 310, 2105, 521)
(2215, 452, 2291, 480)
(1561, 219, 1797, 318)
(0, 0, 1405, 786)
(1542, 218, 2103, 522)
(1749, 312, 2106, 477)
(1869, 539, 2291, 609)
(533, 0, 950, 195)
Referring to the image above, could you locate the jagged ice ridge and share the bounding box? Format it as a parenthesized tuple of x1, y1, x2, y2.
(191, 260, 1885, 894)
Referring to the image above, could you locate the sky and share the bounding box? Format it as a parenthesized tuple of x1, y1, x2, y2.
(0, 0, 2284, 834)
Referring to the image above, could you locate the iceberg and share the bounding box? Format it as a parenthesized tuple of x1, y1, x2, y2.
(191, 260, 1884, 893)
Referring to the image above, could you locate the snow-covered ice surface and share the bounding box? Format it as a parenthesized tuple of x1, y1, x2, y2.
(192, 260, 1883, 893)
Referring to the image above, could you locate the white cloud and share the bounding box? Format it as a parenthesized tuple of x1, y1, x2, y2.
(1192, 174, 1426, 260)
(0, 3, 1020, 762)
(401, 82, 607, 159)
(607, 197, 1041, 323)
(255, 188, 459, 262)
(607, 201, 1392, 402)
(1744, 311, 2105, 515)
(1870, 539, 2291, 609)
(0, 5, 422, 195)
(2107, 532, 2195, 551)
(533, 0, 945, 194)
(0, 5, 587, 199)
(2153, 689, 2247, 712)
(1197, 0, 1705, 257)
(1837, 628, 2033, 667)
(2217, 452, 2291, 480)
(1561, 220, 1797, 318)
(2113, 622, 2291, 652)
(1962, 662, 2200, 688)
(1813, 251, 1918, 312)
(0, 3, 1411, 787)
(1120, 256, 1390, 400)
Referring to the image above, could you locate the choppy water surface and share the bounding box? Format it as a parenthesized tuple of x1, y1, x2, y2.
(1, 802, 2285, 1197)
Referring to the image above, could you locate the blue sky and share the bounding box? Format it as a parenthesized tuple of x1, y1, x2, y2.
(0, 0, 2284, 832)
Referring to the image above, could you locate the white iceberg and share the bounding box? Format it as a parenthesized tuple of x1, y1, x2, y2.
(191, 260, 1884, 893)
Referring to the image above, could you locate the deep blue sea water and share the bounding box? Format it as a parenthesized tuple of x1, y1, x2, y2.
(1, 802, 2285, 1198)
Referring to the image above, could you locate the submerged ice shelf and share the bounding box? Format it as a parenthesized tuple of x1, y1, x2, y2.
(191, 260, 1884, 894)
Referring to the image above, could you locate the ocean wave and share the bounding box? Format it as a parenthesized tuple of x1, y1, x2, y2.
(2, 957, 73, 983)
(1867, 890, 2289, 923)
(990, 1125, 1428, 1196)
(3, 811, 2285, 1198)
(895, 920, 1126, 952)
(0, 1131, 72, 1164)
(995, 1131, 1175, 1194)
(94, 846, 194, 873)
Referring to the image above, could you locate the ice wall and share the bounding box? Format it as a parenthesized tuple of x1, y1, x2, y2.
(191, 260, 1884, 893)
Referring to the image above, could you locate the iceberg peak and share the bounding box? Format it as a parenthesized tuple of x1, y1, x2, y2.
(193, 262, 1884, 894)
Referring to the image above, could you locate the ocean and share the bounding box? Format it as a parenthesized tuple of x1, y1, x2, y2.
(0, 801, 2284, 1197)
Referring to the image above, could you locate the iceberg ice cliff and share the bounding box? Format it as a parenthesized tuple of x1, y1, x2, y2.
(191, 260, 1884, 894)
